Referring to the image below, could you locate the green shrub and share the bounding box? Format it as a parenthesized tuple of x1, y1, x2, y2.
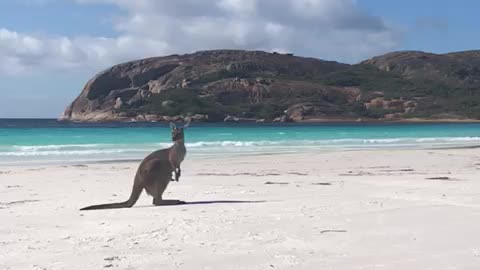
(143, 88, 215, 116)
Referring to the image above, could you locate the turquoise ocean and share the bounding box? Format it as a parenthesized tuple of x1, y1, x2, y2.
(1, 119, 480, 166)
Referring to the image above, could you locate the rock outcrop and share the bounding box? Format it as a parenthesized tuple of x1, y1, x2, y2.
(362, 50, 480, 86)
(61, 49, 480, 122)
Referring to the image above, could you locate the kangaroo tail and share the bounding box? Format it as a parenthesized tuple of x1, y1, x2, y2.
(80, 177, 143, 211)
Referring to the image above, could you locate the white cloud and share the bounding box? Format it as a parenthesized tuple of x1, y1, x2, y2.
(0, 0, 402, 75)
(0, 28, 170, 75)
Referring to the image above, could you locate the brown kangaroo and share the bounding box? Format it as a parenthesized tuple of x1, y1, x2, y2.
(80, 121, 189, 211)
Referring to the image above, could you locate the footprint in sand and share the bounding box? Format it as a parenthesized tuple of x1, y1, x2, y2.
(1, 199, 40, 206)
(320, 229, 347, 234)
(264, 181, 289, 185)
(426, 177, 460, 181)
(104, 256, 122, 268)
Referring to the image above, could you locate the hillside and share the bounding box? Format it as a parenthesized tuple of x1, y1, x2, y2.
(61, 49, 480, 122)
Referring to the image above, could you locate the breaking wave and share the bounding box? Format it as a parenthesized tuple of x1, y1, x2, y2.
(2, 137, 480, 160)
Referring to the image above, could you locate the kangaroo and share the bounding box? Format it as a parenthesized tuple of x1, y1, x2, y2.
(169, 122, 185, 182)
(80, 121, 189, 211)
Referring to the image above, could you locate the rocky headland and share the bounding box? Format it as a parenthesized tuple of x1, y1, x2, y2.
(61, 49, 480, 122)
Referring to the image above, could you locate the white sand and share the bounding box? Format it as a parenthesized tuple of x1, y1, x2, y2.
(1, 149, 480, 269)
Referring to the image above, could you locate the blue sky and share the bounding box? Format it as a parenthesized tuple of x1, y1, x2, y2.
(359, 0, 479, 53)
(0, 0, 479, 118)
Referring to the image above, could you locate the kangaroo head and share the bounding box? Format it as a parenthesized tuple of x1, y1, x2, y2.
(170, 121, 190, 142)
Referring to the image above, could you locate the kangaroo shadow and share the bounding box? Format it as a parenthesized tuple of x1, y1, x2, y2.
(184, 200, 266, 205)
(136, 200, 266, 208)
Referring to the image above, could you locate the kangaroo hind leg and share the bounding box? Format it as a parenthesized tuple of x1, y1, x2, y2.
(153, 175, 185, 206)
(152, 174, 169, 206)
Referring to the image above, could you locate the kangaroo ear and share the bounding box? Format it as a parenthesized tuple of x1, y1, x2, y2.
(169, 122, 177, 129)
(183, 120, 191, 129)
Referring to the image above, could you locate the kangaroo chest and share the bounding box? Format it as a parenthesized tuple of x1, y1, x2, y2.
(169, 142, 186, 167)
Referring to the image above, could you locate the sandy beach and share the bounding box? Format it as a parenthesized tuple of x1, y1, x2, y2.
(1, 149, 480, 269)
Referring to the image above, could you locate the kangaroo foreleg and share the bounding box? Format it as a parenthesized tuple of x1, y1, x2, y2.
(170, 167, 181, 182)
(175, 167, 181, 182)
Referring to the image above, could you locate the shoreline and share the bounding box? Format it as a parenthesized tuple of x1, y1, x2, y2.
(1, 116, 473, 124)
(3, 144, 480, 169)
(3, 118, 480, 129)
(299, 117, 480, 124)
(0, 144, 480, 169)
(56, 118, 480, 124)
